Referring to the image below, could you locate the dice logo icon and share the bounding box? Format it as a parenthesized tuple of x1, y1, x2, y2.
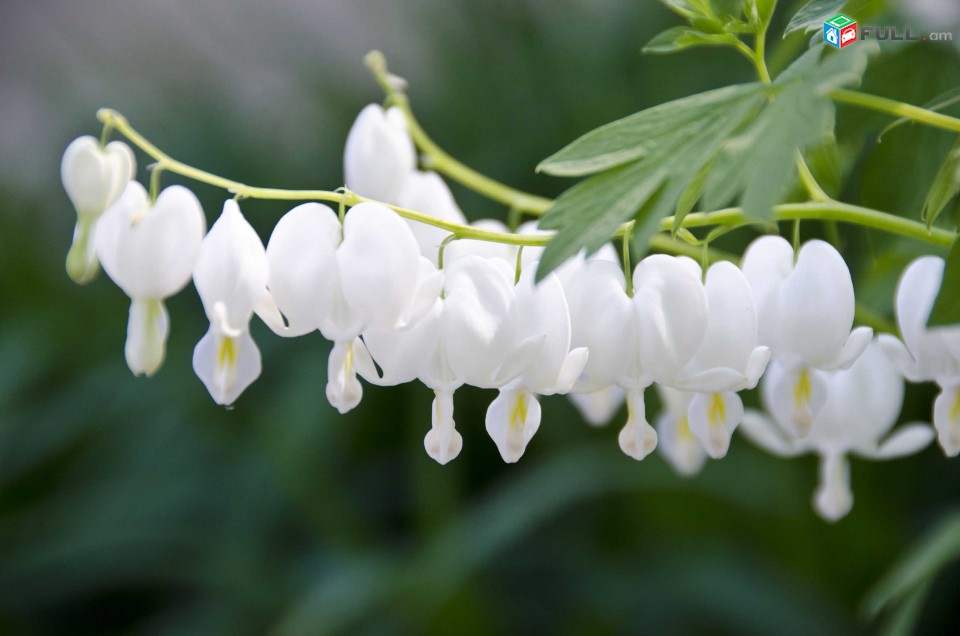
(824, 14, 858, 49)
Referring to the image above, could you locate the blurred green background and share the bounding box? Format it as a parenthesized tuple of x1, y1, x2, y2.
(2, 0, 960, 634)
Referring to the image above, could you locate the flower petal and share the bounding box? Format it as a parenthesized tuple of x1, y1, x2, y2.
(618, 389, 658, 460)
(893, 256, 960, 382)
(868, 424, 935, 459)
(124, 299, 169, 377)
(739, 409, 802, 457)
(425, 390, 463, 464)
(398, 171, 465, 264)
(343, 104, 415, 204)
(826, 326, 874, 371)
(192, 325, 262, 406)
(655, 387, 705, 477)
(878, 333, 923, 382)
(741, 236, 794, 349)
(61, 136, 136, 216)
(687, 391, 743, 459)
(326, 339, 364, 414)
(266, 203, 341, 337)
(933, 383, 960, 457)
(362, 300, 442, 386)
(339, 202, 422, 331)
(813, 453, 853, 522)
(485, 388, 542, 463)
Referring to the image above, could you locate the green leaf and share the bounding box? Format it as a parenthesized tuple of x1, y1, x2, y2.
(536, 86, 765, 279)
(703, 44, 872, 220)
(538, 83, 764, 177)
(922, 137, 960, 229)
(673, 160, 713, 234)
(783, 0, 846, 37)
(744, 0, 777, 31)
(927, 238, 960, 327)
(643, 26, 741, 54)
(878, 87, 960, 141)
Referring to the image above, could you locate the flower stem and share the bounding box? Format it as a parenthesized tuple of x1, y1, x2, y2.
(831, 88, 960, 134)
(364, 51, 552, 215)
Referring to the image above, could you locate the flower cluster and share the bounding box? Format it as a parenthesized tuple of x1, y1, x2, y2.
(61, 104, 951, 522)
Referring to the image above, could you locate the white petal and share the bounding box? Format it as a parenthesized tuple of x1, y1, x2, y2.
(686, 262, 760, 376)
(551, 348, 590, 395)
(672, 367, 747, 393)
(442, 255, 516, 386)
(933, 384, 960, 457)
(894, 256, 960, 382)
(741, 236, 794, 349)
(511, 267, 575, 393)
(742, 346, 771, 389)
(397, 257, 442, 328)
(444, 219, 518, 264)
(813, 453, 853, 522)
(124, 299, 169, 377)
(398, 171, 465, 264)
(878, 333, 923, 382)
(266, 203, 341, 337)
(565, 260, 633, 388)
(424, 390, 463, 464)
(194, 200, 268, 332)
(778, 240, 855, 368)
(568, 385, 625, 427)
(766, 364, 828, 439)
(339, 202, 423, 330)
(655, 392, 707, 477)
(826, 326, 874, 371)
(687, 391, 744, 459)
(61, 136, 136, 216)
(618, 389, 658, 460)
(739, 409, 802, 457)
(869, 424, 935, 459)
(485, 388, 542, 463)
(326, 339, 364, 414)
(343, 104, 415, 204)
(96, 183, 206, 300)
(362, 300, 442, 386)
(192, 325, 262, 406)
(65, 215, 100, 284)
(632, 254, 709, 383)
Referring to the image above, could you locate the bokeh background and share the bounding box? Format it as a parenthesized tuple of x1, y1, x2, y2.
(2, 0, 960, 634)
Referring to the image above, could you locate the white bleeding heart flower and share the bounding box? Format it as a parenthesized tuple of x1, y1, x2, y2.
(95, 182, 205, 377)
(565, 254, 709, 461)
(655, 387, 707, 477)
(192, 200, 276, 406)
(266, 201, 439, 414)
(484, 263, 588, 463)
(740, 342, 934, 521)
(397, 171, 467, 264)
(742, 237, 872, 438)
(361, 255, 539, 464)
(878, 256, 960, 456)
(344, 104, 416, 204)
(61, 136, 136, 284)
(670, 261, 770, 458)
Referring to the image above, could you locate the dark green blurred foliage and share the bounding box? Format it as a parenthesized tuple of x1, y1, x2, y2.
(1, 0, 960, 634)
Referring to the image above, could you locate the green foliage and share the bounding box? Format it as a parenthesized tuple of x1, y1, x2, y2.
(703, 43, 873, 219)
(927, 238, 960, 327)
(645, 0, 776, 55)
(535, 84, 765, 278)
(783, 0, 847, 37)
(643, 26, 742, 54)
(921, 137, 960, 230)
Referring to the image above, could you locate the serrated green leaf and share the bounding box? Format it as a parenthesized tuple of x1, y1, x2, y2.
(537, 88, 764, 279)
(879, 87, 960, 141)
(643, 26, 741, 54)
(703, 44, 872, 220)
(744, 0, 777, 31)
(927, 239, 960, 327)
(922, 138, 960, 229)
(538, 83, 764, 177)
(673, 160, 713, 234)
(783, 0, 846, 37)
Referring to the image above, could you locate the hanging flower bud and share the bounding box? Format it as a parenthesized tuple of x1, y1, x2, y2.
(566, 255, 709, 460)
(671, 261, 770, 459)
(741, 342, 934, 521)
(192, 201, 275, 406)
(266, 202, 440, 413)
(484, 264, 588, 462)
(362, 255, 539, 464)
(742, 237, 872, 438)
(61, 136, 136, 284)
(878, 256, 960, 456)
(95, 182, 205, 376)
(343, 104, 416, 204)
